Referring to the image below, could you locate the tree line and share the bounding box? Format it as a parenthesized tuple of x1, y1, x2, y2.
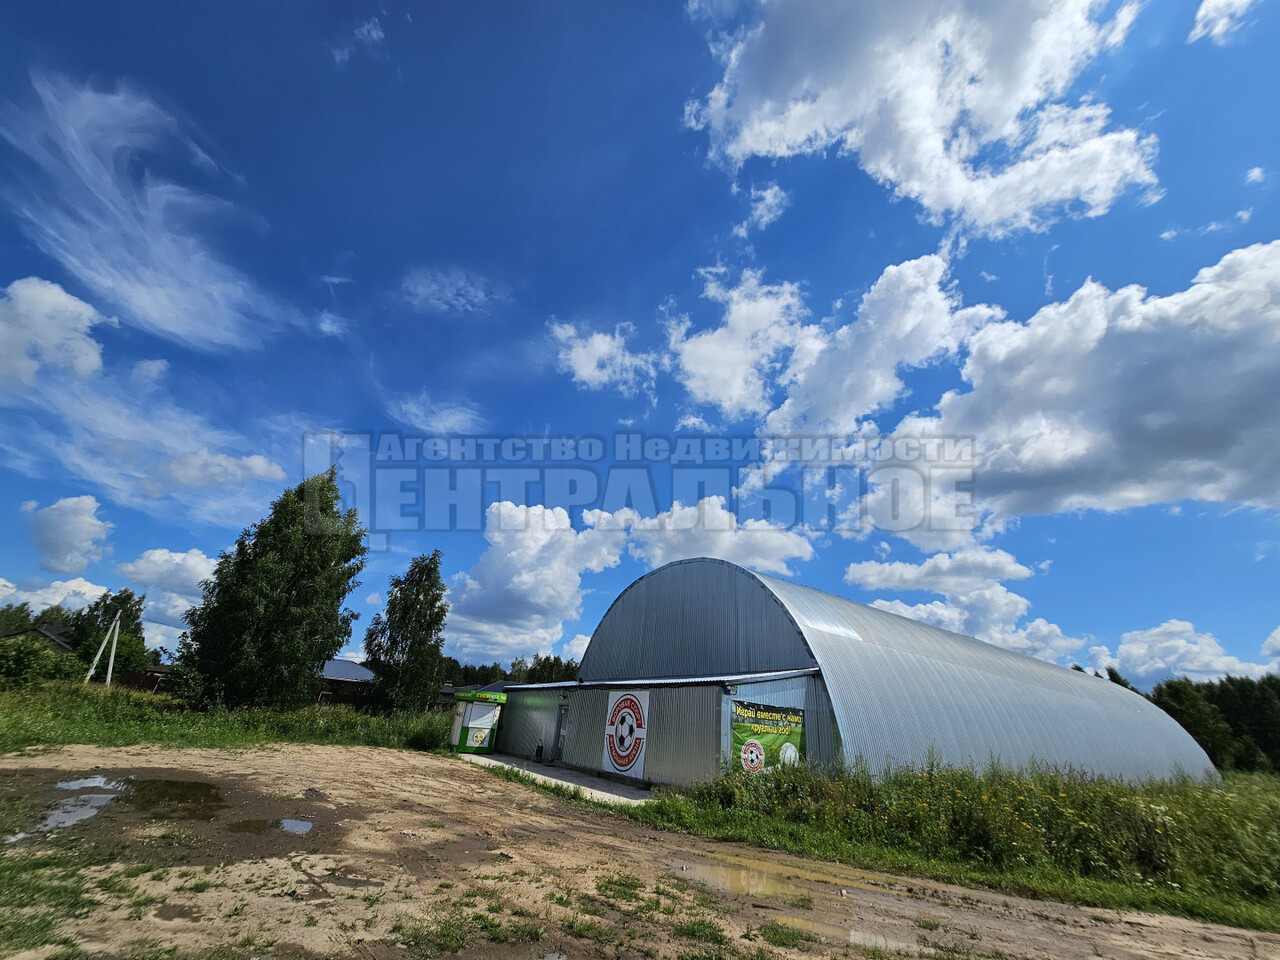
(0, 587, 160, 688)
(3, 470, 578, 709)
(442, 654, 579, 688)
(1082, 664, 1280, 773)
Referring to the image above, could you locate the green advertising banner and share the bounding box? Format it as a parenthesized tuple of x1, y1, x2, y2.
(730, 700, 804, 772)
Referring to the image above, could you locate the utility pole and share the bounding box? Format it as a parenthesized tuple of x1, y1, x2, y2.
(85, 611, 122, 685)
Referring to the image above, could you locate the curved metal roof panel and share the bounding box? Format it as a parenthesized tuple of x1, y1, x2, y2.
(581, 558, 1215, 780)
(318, 658, 374, 683)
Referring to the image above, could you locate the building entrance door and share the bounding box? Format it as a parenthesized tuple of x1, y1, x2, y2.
(550, 703, 569, 761)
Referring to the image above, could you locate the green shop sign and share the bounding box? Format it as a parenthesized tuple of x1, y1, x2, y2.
(730, 700, 804, 772)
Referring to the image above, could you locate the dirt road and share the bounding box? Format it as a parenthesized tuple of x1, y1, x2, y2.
(1, 744, 1275, 960)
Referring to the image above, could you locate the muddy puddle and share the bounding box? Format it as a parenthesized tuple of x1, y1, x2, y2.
(226, 817, 314, 835)
(675, 850, 924, 952)
(674, 860, 809, 898)
(6, 773, 312, 843)
(674, 848, 887, 899)
(125, 778, 227, 818)
(775, 914, 921, 953)
(7, 774, 132, 842)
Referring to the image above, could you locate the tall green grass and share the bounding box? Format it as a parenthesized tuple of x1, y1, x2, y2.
(625, 761, 1280, 931)
(0, 682, 453, 754)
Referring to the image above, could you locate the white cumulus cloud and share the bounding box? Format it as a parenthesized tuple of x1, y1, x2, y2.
(845, 545, 1082, 662)
(115, 548, 215, 599)
(667, 268, 822, 420)
(163, 449, 286, 488)
(1089, 619, 1280, 683)
(564, 633, 592, 659)
(550, 321, 658, 399)
(766, 254, 1001, 437)
(29, 495, 113, 575)
(446, 495, 815, 662)
(687, 0, 1156, 236)
(0, 279, 290, 527)
(596, 495, 815, 576)
(0, 575, 109, 613)
(445, 502, 628, 661)
(892, 240, 1280, 525)
(0, 277, 108, 386)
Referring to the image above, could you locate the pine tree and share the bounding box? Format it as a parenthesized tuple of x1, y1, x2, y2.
(364, 550, 448, 713)
(178, 468, 367, 709)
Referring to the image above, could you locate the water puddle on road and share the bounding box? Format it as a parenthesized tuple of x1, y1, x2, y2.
(673, 861, 808, 899)
(125, 779, 227, 819)
(56, 775, 127, 791)
(40, 792, 121, 830)
(5, 775, 227, 843)
(702, 849, 905, 897)
(226, 818, 314, 835)
(227, 819, 274, 834)
(8, 774, 313, 844)
(775, 915, 920, 954)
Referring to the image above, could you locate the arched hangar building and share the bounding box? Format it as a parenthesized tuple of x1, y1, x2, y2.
(495, 558, 1213, 785)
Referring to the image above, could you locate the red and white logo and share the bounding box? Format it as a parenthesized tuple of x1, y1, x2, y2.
(740, 739, 766, 772)
(605, 694, 646, 771)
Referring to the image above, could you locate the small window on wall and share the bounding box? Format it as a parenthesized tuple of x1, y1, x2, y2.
(730, 700, 804, 772)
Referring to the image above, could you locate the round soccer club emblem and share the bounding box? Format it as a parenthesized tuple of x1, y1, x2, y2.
(740, 739, 766, 772)
(606, 694, 646, 771)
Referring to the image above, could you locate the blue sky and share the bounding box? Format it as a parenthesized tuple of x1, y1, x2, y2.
(1, 0, 1278, 688)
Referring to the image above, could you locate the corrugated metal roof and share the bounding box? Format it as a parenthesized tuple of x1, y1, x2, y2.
(578, 557, 1216, 781)
(579, 558, 815, 681)
(513, 668, 821, 691)
(318, 659, 374, 682)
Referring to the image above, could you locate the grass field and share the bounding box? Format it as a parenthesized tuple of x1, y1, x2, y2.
(0, 682, 453, 754)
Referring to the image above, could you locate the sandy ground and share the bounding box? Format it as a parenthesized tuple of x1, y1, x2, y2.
(1, 744, 1277, 960)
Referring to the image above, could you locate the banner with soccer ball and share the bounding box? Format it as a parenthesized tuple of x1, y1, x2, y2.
(730, 700, 804, 772)
(602, 689, 649, 779)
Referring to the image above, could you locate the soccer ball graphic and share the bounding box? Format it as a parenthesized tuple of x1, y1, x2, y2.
(741, 739, 765, 772)
(615, 712, 636, 752)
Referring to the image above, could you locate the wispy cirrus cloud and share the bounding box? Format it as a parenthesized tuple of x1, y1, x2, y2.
(1188, 0, 1266, 45)
(332, 17, 388, 65)
(388, 389, 486, 435)
(0, 276, 289, 527)
(0, 73, 304, 350)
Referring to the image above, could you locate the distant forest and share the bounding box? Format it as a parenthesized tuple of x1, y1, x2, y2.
(443, 652, 579, 688)
(1091, 665, 1280, 773)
